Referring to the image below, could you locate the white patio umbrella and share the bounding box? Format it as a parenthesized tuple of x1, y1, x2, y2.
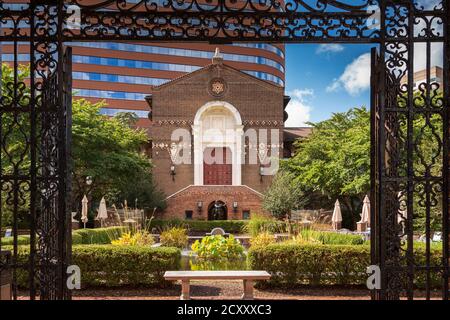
(81, 195, 89, 229)
(331, 200, 342, 230)
(359, 195, 370, 226)
(96, 197, 108, 227)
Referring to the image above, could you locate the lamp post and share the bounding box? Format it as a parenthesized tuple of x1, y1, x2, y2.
(170, 164, 176, 181)
(233, 201, 238, 214)
(85, 176, 93, 226)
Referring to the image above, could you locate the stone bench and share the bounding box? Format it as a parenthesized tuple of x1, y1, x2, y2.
(164, 270, 271, 300)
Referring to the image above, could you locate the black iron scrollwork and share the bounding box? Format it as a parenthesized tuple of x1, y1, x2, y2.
(0, 0, 448, 301)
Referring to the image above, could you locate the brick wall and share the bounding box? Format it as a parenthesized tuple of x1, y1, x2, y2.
(150, 62, 284, 218)
(162, 185, 269, 220)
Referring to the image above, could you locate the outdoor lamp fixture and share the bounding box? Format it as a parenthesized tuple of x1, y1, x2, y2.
(233, 201, 238, 213)
(197, 201, 203, 214)
(170, 164, 176, 181)
(86, 176, 93, 186)
(259, 166, 264, 182)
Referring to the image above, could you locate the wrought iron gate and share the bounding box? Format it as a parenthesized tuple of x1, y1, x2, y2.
(0, 0, 449, 300)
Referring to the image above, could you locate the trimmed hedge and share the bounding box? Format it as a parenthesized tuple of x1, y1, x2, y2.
(72, 226, 126, 244)
(11, 245, 181, 288)
(72, 232, 83, 245)
(1, 235, 30, 246)
(249, 243, 370, 287)
(149, 219, 248, 233)
(1, 227, 126, 246)
(248, 243, 442, 288)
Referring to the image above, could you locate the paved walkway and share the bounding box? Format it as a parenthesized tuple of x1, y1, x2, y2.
(67, 281, 371, 300)
(18, 282, 444, 300)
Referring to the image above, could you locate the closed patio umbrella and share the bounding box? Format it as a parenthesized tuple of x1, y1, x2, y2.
(81, 195, 89, 229)
(359, 195, 370, 226)
(331, 200, 342, 230)
(96, 197, 108, 227)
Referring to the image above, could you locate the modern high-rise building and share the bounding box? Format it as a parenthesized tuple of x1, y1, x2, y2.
(401, 66, 443, 90)
(2, 41, 285, 130)
(1, 2, 286, 131)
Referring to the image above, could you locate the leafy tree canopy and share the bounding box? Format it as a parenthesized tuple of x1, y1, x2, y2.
(1, 64, 165, 229)
(283, 107, 370, 227)
(72, 99, 166, 211)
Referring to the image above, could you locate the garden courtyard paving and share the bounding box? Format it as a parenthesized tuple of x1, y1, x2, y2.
(20, 283, 371, 300)
(19, 284, 443, 300)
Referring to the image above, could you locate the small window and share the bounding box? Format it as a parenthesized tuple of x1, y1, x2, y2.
(185, 210, 193, 220)
(243, 210, 250, 220)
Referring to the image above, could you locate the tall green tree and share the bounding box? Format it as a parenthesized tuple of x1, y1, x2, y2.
(262, 170, 304, 220)
(71, 99, 166, 211)
(283, 107, 371, 227)
(284, 101, 444, 232)
(1, 64, 165, 228)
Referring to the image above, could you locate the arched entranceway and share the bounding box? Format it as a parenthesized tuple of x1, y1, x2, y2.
(192, 101, 244, 186)
(208, 201, 228, 220)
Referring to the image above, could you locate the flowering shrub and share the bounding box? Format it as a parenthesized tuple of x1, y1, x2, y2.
(160, 227, 188, 249)
(189, 258, 248, 271)
(191, 235, 244, 260)
(291, 233, 321, 245)
(111, 231, 154, 246)
(250, 232, 275, 248)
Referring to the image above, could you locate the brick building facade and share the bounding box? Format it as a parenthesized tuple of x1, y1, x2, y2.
(147, 51, 289, 220)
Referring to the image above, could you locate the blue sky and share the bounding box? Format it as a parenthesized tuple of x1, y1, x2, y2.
(284, 43, 377, 127)
(282, 0, 444, 127)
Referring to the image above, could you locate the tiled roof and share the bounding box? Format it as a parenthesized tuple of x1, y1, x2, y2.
(284, 127, 313, 141)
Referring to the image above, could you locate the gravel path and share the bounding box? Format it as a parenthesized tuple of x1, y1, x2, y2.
(67, 281, 372, 300)
(18, 283, 444, 300)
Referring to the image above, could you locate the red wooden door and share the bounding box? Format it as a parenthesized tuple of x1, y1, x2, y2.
(203, 147, 232, 185)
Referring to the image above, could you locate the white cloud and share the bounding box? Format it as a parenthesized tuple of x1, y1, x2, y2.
(316, 44, 345, 54)
(326, 53, 371, 96)
(285, 89, 313, 127)
(414, 0, 442, 10)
